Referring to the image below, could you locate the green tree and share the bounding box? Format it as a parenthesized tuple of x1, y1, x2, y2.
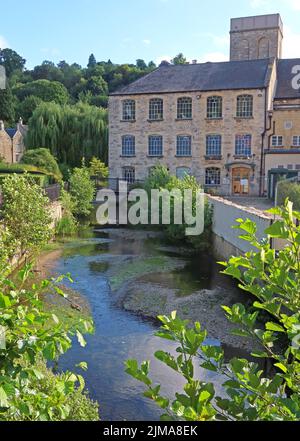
(0, 86, 15, 124)
(14, 79, 69, 105)
(1, 174, 52, 256)
(89, 156, 108, 179)
(69, 166, 96, 217)
(0, 48, 26, 77)
(171, 53, 188, 65)
(136, 59, 147, 70)
(26, 102, 108, 167)
(21, 148, 62, 180)
(15, 95, 43, 123)
(142, 165, 212, 250)
(126, 200, 300, 421)
(87, 54, 97, 69)
(56, 189, 78, 237)
(31, 60, 64, 83)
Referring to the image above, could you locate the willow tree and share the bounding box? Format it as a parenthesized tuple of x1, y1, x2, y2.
(26, 102, 108, 167)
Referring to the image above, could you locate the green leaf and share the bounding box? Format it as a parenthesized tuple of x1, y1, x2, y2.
(265, 221, 289, 239)
(76, 362, 88, 371)
(274, 363, 288, 373)
(265, 322, 285, 333)
(76, 330, 86, 347)
(0, 386, 9, 408)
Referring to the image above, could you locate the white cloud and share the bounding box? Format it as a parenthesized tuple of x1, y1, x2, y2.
(142, 39, 151, 45)
(0, 35, 9, 49)
(199, 52, 228, 63)
(282, 26, 300, 58)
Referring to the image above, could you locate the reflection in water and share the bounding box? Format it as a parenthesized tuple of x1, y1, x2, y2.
(53, 229, 245, 421)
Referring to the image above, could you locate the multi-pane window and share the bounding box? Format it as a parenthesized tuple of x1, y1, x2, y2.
(122, 100, 135, 121)
(235, 134, 252, 156)
(149, 98, 163, 120)
(122, 135, 135, 156)
(207, 96, 222, 119)
(122, 167, 135, 184)
(176, 167, 191, 179)
(236, 95, 253, 118)
(272, 136, 283, 147)
(205, 168, 221, 186)
(206, 135, 222, 156)
(293, 136, 300, 147)
(177, 97, 192, 119)
(176, 136, 192, 156)
(148, 135, 163, 156)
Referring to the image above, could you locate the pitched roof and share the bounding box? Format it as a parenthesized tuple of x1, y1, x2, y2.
(111, 59, 273, 96)
(5, 128, 17, 138)
(275, 59, 300, 99)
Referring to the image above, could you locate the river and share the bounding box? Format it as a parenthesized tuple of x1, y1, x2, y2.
(46, 227, 251, 421)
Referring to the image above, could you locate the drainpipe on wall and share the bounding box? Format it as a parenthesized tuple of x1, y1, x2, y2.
(260, 91, 273, 196)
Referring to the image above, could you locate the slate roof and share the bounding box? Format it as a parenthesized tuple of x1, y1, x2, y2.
(5, 128, 17, 138)
(275, 58, 300, 99)
(111, 59, 273, 96)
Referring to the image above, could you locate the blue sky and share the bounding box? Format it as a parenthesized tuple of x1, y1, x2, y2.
(1, 0, 300, 68)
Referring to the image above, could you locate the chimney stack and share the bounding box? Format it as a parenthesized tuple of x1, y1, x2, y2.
(17, 117, 23, 130)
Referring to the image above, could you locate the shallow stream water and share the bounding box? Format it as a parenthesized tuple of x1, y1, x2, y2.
(51, 228, 247, 421)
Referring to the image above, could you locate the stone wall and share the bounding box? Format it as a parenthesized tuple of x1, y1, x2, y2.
(230, 14, 283, 61)
(109, 88, 268, 196)
(0, 126, 25, 163)
(208, 195, 272, 258)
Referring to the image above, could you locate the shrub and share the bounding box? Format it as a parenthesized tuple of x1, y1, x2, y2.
(142, 165, 212, 250)
(56, 190, 78, 237)
(1, 174, 52, 257)
(89, 157, 108, 179)
(277, 180, 300, 210)
(0, 266, 97, 421)
(69, 167, 95, 217)
(126, 200, 300, 421)
(21, 148, 62, 181)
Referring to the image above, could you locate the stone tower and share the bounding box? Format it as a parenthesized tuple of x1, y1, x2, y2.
(230, 13, 283, 61)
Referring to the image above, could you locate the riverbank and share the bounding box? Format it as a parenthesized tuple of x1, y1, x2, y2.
(95, 228, 260, 352)
(35, 244, 92, 326)
(38, 228, 261, 352)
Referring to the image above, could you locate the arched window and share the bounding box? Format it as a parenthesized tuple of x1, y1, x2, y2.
(205, 168, 221, 186)
(258, 37, 270, 59)
(237, 95, 253, 118)
(122, 135, 135, 156)
(177, 97, 192, 119)
(149, 98, 163, 120)
(122, 100, 135, 121)
(176, 167, 191, 180)
(207, 96, 222, 119)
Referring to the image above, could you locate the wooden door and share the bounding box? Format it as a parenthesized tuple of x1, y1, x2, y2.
(232, 168, 250, 195)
